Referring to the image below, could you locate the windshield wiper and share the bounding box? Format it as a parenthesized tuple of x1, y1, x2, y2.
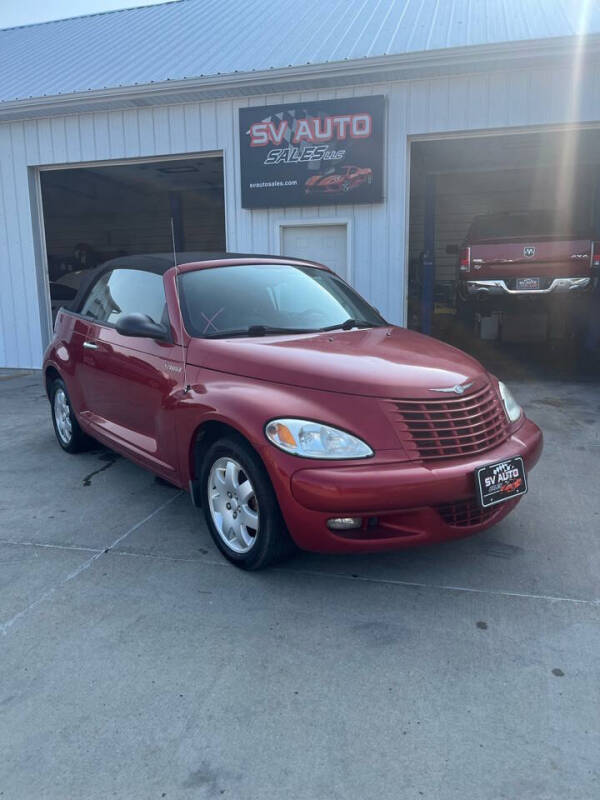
(205, 325, 314, 339)
(205, 320, 382, 339)
(319, 318, 380, 332)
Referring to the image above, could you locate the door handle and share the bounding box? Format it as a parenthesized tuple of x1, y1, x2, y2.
(83, 341, 98, 350)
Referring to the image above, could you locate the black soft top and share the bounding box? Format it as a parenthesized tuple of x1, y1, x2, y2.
(96, 251, 291, 274)
(69, 251, 303, 313)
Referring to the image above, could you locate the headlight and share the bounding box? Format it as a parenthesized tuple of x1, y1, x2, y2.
(265, 418, 373, 459)
(498, 381, 522, 423)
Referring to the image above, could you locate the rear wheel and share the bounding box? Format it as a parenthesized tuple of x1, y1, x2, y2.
(50, 378, 92, 453)
(200, 435, 296, 570)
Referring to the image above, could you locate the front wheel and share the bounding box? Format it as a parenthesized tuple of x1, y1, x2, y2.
(200, 436, 296, 570)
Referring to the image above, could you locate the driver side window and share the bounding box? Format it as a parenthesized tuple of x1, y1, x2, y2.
(80, 268, 166, 326)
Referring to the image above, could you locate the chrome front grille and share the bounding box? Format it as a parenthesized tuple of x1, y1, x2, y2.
(387, 383, 510, 461)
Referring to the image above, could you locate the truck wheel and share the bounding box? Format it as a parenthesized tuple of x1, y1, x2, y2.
(200, 436, 296, 570)
(50, 378, 93, 453)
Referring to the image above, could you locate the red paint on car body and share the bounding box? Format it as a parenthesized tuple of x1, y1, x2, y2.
(44, 255, 542, 554)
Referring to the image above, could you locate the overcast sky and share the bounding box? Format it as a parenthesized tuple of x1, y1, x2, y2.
(0, 0, 174, 29)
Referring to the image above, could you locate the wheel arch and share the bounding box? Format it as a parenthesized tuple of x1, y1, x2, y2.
(44, 365, 62, 398)
(188, 418, 264, 506)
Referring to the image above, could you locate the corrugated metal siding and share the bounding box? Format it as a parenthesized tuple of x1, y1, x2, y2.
(1, 0, 599, 103)
(2, 59, 600, 367)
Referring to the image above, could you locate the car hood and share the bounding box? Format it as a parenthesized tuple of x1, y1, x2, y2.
(186, 326, 488, 398)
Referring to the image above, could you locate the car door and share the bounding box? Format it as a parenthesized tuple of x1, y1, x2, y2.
(77, 266, 184, 479)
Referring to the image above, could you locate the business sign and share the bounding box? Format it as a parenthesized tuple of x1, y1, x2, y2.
(239, 96, 385, 208)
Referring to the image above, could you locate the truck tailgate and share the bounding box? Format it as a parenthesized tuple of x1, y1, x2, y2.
(469, 238, 591, 279)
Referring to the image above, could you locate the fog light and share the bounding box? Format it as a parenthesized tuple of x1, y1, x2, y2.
(327, 517, 362, 531)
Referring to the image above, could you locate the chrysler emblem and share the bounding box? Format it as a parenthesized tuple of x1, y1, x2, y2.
(523, 246, 535, 257)
(429, 382, 473, 395)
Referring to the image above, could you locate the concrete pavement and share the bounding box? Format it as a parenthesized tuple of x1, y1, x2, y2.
(0, 373, 598, 799)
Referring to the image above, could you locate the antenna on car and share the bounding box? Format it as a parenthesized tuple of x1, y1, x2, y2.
(170, 217, 191, 394)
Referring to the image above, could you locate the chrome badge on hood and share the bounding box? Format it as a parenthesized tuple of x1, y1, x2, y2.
(429, 381, 474, 395)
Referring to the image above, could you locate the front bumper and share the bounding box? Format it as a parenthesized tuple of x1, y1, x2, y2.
(276, 417, 543, 553)
(464, 277, 590, 296)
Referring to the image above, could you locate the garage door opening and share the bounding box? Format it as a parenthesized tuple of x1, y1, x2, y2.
(408, 130, 600, 380)
(40, 155, 225, 320)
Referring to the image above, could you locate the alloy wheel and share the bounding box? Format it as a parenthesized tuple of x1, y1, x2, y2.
(53, 388, 72, 445)
(207, 457, 259, 554)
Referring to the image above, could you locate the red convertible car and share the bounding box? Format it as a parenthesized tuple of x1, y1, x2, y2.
(305, 165, 373, 194)
(44, 253, 542, 570)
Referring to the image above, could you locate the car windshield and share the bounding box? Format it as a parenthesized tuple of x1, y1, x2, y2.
(468, 211, 590, 241)
(179, 264, 386, 338)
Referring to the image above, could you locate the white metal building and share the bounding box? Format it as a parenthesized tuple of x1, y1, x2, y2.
(1, 0, 599, 369)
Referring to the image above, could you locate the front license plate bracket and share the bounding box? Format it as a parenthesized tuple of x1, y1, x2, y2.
(475, 456, 528, 508)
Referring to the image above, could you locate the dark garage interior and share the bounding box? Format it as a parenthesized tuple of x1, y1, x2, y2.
(408, 129, 600, 380)
(40, 156, 225, 318)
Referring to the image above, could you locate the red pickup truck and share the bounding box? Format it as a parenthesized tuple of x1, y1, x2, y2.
(453, 210, 599, 301)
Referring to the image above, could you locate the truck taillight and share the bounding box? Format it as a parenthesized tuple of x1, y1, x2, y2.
(592, 242, 600, 269)
(459, 247, 471, 273)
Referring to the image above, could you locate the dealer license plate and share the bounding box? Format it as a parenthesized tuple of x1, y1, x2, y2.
(516, 277, 540, 290)
(475, 456, 528, 508)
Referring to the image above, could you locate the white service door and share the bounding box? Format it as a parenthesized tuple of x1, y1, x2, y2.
(281, 224, 348, 279)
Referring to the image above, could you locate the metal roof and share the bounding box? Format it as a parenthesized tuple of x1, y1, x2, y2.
(1, 0, 599, 104)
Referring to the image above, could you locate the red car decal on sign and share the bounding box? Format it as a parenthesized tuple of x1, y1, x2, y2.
(305, 165, 373, 194)
(501, 478, 523, 494)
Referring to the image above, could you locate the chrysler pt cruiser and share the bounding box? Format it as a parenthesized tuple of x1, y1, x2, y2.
(44, 254, 543, 569)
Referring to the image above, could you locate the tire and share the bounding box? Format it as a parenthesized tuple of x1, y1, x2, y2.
(200, 435, 296, 570)
(50, 378, 93, 453)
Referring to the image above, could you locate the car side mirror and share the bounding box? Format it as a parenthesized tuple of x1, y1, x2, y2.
(116, 312, 168, 340)
(445, 244, 459, 255)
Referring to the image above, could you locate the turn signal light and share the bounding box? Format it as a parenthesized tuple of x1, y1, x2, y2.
(272, 422, 297, 448)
